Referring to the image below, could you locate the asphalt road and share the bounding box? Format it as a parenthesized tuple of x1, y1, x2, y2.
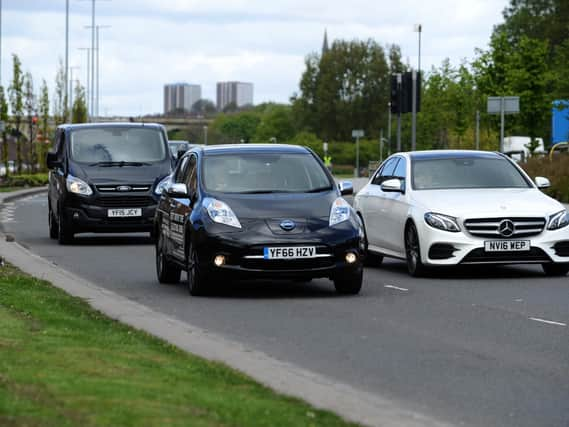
(2, 193, 569, 427)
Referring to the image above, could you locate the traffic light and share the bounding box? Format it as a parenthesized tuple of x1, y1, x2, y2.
(401, 71, 421, 114)
(32, 116, 38, 125)
(390, 74, 401, 114)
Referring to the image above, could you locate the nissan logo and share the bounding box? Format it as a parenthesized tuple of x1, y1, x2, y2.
(280, 220, 296, 231)
(498, 219, 515, 237)
(116, 185, 132, 192)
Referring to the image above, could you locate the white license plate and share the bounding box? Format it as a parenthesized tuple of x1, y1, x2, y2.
(484, 240, 530, 252)
(263, 246, 316, 260)
(107, 208, 142, 218)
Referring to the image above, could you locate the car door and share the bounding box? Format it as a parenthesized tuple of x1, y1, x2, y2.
(365, 157, 398, 251)
(49, 129, 66, 219)
(170, 154, 197, 262)
(161, 155, 189, 258)
(382, 156, 409, 255)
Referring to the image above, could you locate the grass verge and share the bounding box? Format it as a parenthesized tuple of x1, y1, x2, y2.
(0, 263, 358, 427)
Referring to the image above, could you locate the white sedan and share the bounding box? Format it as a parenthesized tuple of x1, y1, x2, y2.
(354, 150, 569, 277)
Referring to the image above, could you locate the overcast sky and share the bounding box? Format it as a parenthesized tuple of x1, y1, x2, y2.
(2, 0, 509, 116)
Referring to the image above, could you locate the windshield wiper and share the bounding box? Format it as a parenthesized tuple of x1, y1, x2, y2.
(234, 190, 293, 194)
(305, 186, 333, 193)
(89, 161, 151, 167)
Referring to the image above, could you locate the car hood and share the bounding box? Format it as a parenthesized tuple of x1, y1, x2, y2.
(211, 191, 339, 219)
(411, 188, 564, 218)
(69, 162, 170, 185)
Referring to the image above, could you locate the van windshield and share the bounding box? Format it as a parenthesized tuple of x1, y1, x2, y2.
(70, 127, 167, 164)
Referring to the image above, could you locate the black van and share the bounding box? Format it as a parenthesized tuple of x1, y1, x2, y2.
(46, 123, 173, 244)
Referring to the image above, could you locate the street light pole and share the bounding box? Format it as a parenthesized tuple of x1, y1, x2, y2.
(90, 0, 95, 120)
(69, 66, 80, 122)
(203, 125, 208, 145)
(78, 48, 91, 120)
(387, 102, 392, 156)
(65, 0, 69, 120)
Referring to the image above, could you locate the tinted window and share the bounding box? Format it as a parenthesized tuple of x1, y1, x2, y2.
(203, 153, 332, 193)
(186, 155, 198, 193)
(174, 157, 189, 184)
(411, 157, 531, 190)
(70, 127, 166, 163)
(372, 157, 397, 185)
(393, 157, 406, 179)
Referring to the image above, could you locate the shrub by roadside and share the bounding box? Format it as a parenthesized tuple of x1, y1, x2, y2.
(522, 155, 569, 203)
(0, 173, 49, 189)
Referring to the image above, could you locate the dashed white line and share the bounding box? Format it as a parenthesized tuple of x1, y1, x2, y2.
(529, 317, 566, 327)
(384, 285, 409, 292)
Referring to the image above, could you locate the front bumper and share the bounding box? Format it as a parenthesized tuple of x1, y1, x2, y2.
(193, 220, 364, 280)
(416, 220, 569, 266)
(62, 193, 158, 233)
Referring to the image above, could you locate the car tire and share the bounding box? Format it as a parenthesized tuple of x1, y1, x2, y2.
(541, 263, 569, 277)
(405, 222, 427, 277)
(186, 241, 208, 296)
(57, 208, 74, 245)
(48, 204, 58, 240)
(155, 234, 181, 284)
(333, 269, 363, 295)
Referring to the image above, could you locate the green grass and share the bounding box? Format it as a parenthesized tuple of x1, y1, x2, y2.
(0, 187, 23, 193)
(0, 264, 358, 427)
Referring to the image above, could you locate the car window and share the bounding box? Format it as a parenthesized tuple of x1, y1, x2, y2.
(411, 157, 532, 190)
(70, 127, 166, 164)
(393, 157, 406, 179)
(186, 155, 198, 193)
(174, 157, 189, 184)
(203, 152, 332, 193)
(372, 157, 398, 185)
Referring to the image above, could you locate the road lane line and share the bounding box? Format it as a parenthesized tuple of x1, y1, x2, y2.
(529, 317, 566, 327)
(384, 285, 409, 292)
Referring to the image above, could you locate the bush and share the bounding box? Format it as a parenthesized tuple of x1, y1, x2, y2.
(521, 155, 569, 203)
(0, 173, 49, 188)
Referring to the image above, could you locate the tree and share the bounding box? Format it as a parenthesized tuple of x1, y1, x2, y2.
(8, 54, 24, 174)
(23, 72, 38, 173)
(213, 112, 260, 143)
(38, 79, 50, 172)
(0, 86, 8, 176)
(253, 105, 296, 143)
(222, 101, 238, 113)
(72, 81, 88, 124)
(191, 99, 217, 115)
(53, 58, 68, 125)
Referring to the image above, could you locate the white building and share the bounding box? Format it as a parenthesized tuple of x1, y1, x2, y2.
(164, 83, 202, 114)
(216, 82, 254, 111)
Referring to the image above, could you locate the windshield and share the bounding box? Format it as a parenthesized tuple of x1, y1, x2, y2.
(169, 141, 189, 156)
(203, 153, 332, 193)
(70, 127, 167, 164)
(411, 157, 531, 190)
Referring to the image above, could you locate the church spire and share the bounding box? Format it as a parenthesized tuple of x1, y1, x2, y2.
(322, 29, 329, 55)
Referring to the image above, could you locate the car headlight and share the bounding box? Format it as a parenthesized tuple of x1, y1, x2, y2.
(154, 175, 172, 195)
(329, 197, 351, 227)
(204, 197, 241, 229)
(66, 174, 92, 196)
(424, 212, 461, 232)
(547, 210, 569, 230)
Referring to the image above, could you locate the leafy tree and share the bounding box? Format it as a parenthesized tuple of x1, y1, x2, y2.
(213, 112, 260, 143)
(53, 58, 68, 125)
(23, 72, 38, 173)
(72, 81, 88, 124)
(8, 54, 24, 174)
(222, 101, 239, 113)
(191, 99, 216, 115)
(39, 79, 50, 172)
(253, 105, 295, 143)
(0, 86, 8, 176)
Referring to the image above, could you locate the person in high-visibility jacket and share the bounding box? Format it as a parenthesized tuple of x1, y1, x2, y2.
(323, 154, 332, 171)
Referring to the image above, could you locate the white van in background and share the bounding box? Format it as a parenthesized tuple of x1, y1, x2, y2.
(503, 136, 545, 162)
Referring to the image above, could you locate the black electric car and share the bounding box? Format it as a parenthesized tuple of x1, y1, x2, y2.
(154, 144, 364, 296)
(46, 123, 173, 244)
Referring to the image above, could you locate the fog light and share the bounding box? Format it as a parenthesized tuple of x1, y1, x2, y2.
(214, 255, 226, 267)
(345, 252, 357, 264)
(73, 212, 79, 220)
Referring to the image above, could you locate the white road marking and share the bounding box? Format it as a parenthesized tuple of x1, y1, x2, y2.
(384, 285, 409, 292)
(514, 298, 523, 302)
(529, 317, 566, 327)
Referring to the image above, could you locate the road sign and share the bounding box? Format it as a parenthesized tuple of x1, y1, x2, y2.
(488, 96, 520, 115)
(352, 129, 364, 138)
(323, 142, 328, 152)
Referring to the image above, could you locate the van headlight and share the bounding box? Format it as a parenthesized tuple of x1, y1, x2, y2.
(66, 174, 92, 196)
(154, 175, 172, 195)
(329, 197, 351, 226)
(424, 212, 461, 232)
(547, 210, 569, 230)
(204, 198, 242, 229)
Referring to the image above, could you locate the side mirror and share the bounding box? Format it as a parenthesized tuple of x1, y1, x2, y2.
(166, 183, 188, 198)
(338, 180, 353, 196)
(381, 178, 403, 193)
(177, 148, 188, 160)
(46, 152, 62, 169)
(535, 176, 550, 189)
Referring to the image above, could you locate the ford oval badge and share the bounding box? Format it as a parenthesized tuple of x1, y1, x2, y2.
(280, 219, 296, 231)
(117, 185, 132, 192)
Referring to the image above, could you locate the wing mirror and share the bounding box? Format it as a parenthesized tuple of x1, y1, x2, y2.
(46, 152, 62, 169)
(381, 178, 404, 193)
(338, 181, 353, 196)
(177, 147, 188, 160)
(535, 176, 550, 189)
(166, 183, 188, 198)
